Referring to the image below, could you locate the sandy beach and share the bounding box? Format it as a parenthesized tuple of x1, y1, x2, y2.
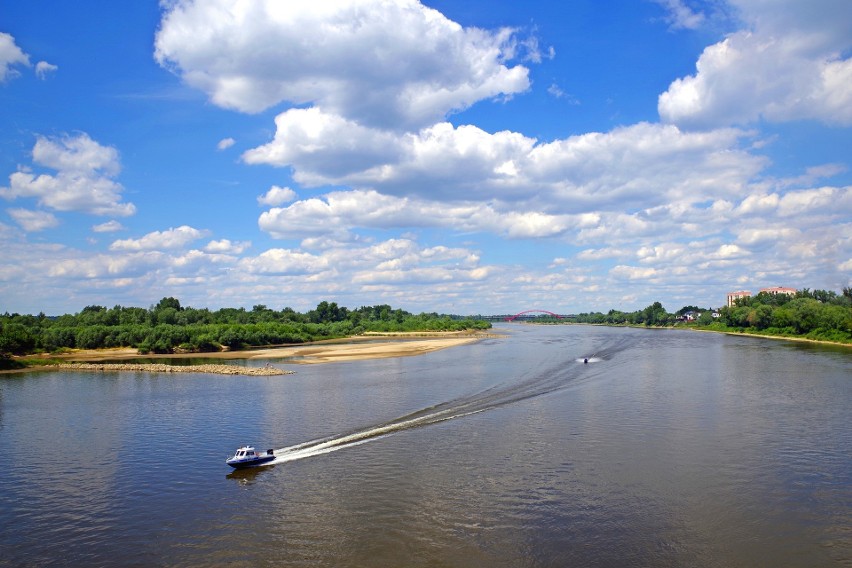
(7, 331, 499, 374)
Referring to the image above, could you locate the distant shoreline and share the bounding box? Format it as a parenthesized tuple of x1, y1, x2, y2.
(2, 330, 500, 375)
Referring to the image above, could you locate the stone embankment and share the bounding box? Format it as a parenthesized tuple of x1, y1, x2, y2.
(53, 363, 293, 376)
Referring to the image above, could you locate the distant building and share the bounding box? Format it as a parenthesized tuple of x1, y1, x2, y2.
(759, 286, 796, 297)
(727, 290, 751, 307)
(675, 311, 700, 322)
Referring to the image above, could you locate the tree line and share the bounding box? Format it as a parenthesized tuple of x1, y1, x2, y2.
(0, 298, 492, 359)
(569, 288, 852, 343)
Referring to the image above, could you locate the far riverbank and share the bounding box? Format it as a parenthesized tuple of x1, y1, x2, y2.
(687, 326, 852, 347)
(2, 330, 500, 374)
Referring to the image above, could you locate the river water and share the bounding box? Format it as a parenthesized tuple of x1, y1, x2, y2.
(1, 325, 850, 567)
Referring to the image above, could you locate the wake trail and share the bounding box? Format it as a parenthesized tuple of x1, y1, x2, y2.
(269, 338, 628, 466)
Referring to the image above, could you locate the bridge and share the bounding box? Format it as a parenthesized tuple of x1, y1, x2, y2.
(475, 310, 577, 322)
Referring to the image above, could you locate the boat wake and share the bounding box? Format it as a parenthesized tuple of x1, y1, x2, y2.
(267, 337, 628, 466)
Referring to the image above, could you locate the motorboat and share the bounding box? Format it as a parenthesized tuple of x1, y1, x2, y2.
(226, 445, 275, 468)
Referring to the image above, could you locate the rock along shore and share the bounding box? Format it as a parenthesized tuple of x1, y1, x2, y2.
(53, 362, 293, 376)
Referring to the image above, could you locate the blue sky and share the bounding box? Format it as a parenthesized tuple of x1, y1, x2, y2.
(1, 0, 850, 316)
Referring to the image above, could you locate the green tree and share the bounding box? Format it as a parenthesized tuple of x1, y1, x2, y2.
(155, 297, 182, 311)
(640, 302, 670, 326)
(0, 323, 36, 355)
(747, 304, 774, 330)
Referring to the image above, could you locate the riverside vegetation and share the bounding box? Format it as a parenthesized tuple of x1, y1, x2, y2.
(3, 289, 850, 370)
(0, 298, 491, 369)
(569, 288, 852, 344)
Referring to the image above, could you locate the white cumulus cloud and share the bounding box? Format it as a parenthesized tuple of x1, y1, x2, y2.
(110, 225, 209, 251)
(0, 133, 136, 217)
(247, 116, 763, 212)
(154, 0, 531, 129)
(8, 208, 59, 232)
(659, 0, 852, 127)
(238, 248, 330, 275)
(204, 239, 251, 254)
(257, 185, 297, 207)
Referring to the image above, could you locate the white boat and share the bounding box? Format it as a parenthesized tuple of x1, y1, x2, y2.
(226, 445, 275, 468)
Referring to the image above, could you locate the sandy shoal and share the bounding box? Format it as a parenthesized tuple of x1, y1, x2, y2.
(20, 331, 499, 367)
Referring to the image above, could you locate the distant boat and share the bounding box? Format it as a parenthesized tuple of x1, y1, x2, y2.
(226, 445, 275, 468)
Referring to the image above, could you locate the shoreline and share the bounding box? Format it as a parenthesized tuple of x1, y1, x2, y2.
(688, 327, 852, 347)
(50, 362, 293, 376)
(3, 330, 500, 374)
(550, 320, 851, 347)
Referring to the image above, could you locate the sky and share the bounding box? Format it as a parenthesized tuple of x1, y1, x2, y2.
(1, 0, 850, 316)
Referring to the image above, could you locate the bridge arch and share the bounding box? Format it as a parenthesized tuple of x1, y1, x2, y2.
(505, 310, 563, 321)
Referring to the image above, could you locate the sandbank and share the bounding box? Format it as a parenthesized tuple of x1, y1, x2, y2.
(6, 331, 499, 373)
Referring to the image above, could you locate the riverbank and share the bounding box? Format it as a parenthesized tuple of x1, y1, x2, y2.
(2, 330, 499, 374)
(550, 321, 851, 347)
(688, 326, 852, 347)
(52, 363, 292, 376)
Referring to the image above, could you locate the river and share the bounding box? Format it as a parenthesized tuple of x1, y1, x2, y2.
(1, 325, 850, 567)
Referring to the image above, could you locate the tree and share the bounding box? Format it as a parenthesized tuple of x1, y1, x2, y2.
(747, 304, 774, 330)
(640, 302, 670, 326)
(155, 297, 182, 312)
(0, 323, 36, 355)
(156, 307, 178, 325)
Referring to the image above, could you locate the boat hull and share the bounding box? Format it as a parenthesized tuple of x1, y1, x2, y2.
(226, 454, 276, 469)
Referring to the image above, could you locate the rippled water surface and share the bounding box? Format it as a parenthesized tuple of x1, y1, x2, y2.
(1, 325, 850, 567)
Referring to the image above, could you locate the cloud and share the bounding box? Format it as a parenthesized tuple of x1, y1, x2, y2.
(234, 237, 490, 292)
(8, 208, 59, 232)
(48, 252, 165, 279)
(237, 248, 330, 276)
(258, 187, 609, 242)
(735, 226, 800, 245)
(216, 137, 235, 150)
(733, 186, 850, 217)
(204, 238, 250, 254)
(653, 0, 705, 30)
(610, 265, 660, 280)
(247, 115, 763, 211)
(0, 133, 136, 216)
(257, 185, 296, 207)
(577, 247, 630, 261)
(92, 220, 125, 233)
(659, 0, 852, 127)
(547, 83, 580, 104)
(258, 190, 423, 239)
(243, 107, 404, 178)
(34, 61, 58, 79)
(154, 0, 531, 129)
(110, 225, 209, 251)
(0, 32, 30, 82)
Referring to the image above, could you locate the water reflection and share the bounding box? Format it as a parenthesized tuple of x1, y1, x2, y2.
(226, 464, 276, 485)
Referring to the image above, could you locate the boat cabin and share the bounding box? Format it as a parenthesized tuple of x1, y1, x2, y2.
(235, 447, 257, 458)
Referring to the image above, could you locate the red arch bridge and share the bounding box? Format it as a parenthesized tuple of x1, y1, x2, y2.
(503, 310, 566, 322)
